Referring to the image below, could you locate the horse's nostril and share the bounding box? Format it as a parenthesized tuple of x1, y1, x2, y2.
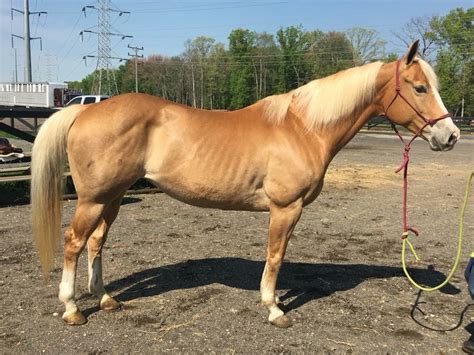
(448, 132, 458, 146)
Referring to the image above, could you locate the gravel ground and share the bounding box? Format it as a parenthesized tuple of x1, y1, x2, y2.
(1, 133, 473, 354)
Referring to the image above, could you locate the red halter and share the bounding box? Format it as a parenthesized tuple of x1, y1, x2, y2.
(381, 59, 453, 240)
(383, 60, 453, 144)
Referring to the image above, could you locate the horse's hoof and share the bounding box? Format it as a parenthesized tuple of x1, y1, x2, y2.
(100, 296, 122, 311)
(62, 311, 87, 325)
(270, 315, 292, 328)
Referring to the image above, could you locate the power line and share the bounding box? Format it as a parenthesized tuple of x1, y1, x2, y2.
(45, 1, 288, 15)
(56, 12, 83, 59)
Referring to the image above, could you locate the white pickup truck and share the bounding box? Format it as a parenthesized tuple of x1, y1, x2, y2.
(65, 95, 109, 106)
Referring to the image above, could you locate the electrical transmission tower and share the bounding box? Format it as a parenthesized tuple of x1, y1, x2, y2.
(81, 0, 132, 95)
(11, 0, 47, 82)
(43, 53, 58, 82)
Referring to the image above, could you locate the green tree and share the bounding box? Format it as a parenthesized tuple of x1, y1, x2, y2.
(431, 7, 473, 116)
(70, 71, 96, 94)
(228, 29, 256, 109)
(312, 32, 354, 78)
(115, 61, 135, 94)
(276, 26, 311, 91)
(207, 43, 229, 109)
(435, 51, 464, 114)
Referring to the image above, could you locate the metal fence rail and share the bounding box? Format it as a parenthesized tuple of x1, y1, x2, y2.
(367, 116, 473, 133)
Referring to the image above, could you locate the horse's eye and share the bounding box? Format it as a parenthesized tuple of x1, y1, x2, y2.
(414, 85, 427, 94)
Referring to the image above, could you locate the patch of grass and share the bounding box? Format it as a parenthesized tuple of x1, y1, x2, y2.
(0, 131, 16, 139)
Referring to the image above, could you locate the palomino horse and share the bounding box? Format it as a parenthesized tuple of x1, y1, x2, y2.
(31, 41, 459, 327)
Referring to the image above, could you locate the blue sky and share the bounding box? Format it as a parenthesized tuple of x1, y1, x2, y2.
(0, 0, 471, 83)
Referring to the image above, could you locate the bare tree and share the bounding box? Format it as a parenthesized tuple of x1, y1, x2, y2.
(184, 36, 215, 108)
(391, 16, 437, 59)
(346, 27, 387, 65)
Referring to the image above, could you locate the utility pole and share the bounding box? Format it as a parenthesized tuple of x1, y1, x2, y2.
(128, 44, 144, 93)
(23, 0, 31, 81)
(81, 0, 132, 95)
(14, 48, 18, 82)
(11, 0, 46, 82)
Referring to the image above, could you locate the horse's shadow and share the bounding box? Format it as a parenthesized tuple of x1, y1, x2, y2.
(83, 258, 459, 317)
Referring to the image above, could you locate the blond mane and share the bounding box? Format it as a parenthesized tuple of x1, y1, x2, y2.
(263, 61, 383, 130)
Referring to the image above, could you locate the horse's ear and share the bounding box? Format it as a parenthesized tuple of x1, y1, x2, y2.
(404, 40, 419, 65)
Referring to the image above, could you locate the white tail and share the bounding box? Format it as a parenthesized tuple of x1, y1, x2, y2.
(31, 105, 87, 278)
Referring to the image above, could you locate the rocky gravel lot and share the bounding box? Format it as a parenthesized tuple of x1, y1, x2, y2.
(1, 133, 473, 353)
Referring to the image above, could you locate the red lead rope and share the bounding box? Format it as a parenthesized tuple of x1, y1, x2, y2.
(381, 60, 453, 240)
(391, 125, 420, 239)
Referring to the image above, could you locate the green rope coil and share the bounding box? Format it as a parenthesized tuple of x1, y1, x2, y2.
(402, 170, 473, 292)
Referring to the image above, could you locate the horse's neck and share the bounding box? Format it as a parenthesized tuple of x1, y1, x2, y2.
(327, 104, 379, 153)
(307, 65, 392, 160)
(294, 102, 379, 167)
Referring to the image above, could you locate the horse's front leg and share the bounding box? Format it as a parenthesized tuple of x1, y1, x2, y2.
(260, 199, 302, 328)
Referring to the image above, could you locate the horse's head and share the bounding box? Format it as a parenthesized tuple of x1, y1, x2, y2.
(381, 40, 460, 151)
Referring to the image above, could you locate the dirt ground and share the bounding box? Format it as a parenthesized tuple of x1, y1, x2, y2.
(1, 133, 473, 354)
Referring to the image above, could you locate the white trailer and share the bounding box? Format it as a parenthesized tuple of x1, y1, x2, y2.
(0, 82, 68, 108)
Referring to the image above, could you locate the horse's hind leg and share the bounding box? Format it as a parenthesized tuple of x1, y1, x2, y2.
(260, 199, 302, 328)
(59, 201, 105, 325)
(87, 197, 122, 311)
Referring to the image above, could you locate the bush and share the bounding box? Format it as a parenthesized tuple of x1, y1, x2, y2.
(0, 181, 30, 206)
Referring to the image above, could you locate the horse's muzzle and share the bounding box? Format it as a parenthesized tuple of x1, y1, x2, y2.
(429, 128, 460, 151)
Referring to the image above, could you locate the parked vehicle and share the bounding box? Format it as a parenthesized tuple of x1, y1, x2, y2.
(65, 95, 109, 106)
(0, 82, 68, 108)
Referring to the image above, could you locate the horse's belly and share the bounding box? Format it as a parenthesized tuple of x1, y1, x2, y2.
(144, 172, 271, 211)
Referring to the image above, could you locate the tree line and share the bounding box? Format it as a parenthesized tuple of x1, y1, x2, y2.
(69, 7, 473, 116)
